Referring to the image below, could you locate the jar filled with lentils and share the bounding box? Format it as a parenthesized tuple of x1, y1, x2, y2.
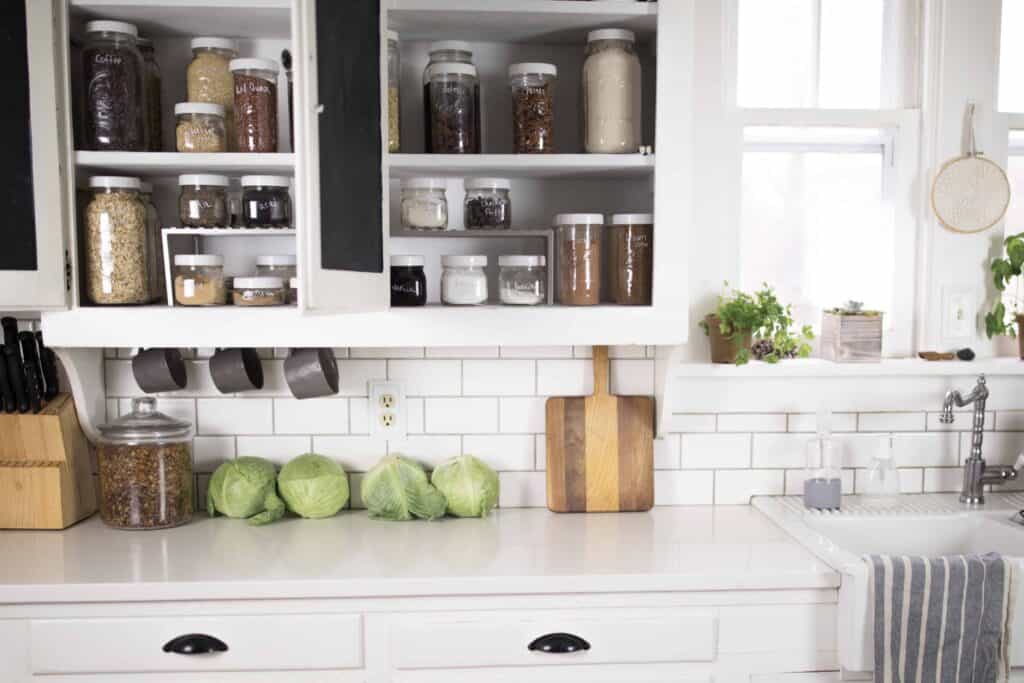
(186, 37, 237, 149)
(137, 37, 162, 151)
(97, 397, 194, 530)
(84, 176, 150, 305)
(82, 20, 147, 151)
(508, 62, 556, 153)
(178, 174, 229, 227)
(230, 58, 279, 153)
(175, 102, 226, 152)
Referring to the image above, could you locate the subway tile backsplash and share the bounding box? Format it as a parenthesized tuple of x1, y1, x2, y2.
(103, 347, 1024, 510)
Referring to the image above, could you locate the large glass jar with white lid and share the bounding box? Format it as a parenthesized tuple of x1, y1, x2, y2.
(230, 58, 280, 153)
(508, 62, 557, 153)
(82, 20, 146, 151)
(422, 41, 479, 153)
(138, 37, 162, 151)
(554, 213, 603, 306)
(387, 30, 401, 153)
(499, 255, 546, 305)
(425, 62, 479, 154)
(187, 37, 238, 149)
(84, 176, 150, 305)
(464, 178, 511, 229)
(400, 178, 448, 230)
(441, 254, 488, 305)
(583, 29, 642, 154)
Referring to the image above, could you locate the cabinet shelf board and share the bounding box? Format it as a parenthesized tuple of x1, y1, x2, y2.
(388, 154, 655, 179)
(391, 229, 551, 238)
(74, 152, 295, 176)
(69, 0, 291, 39)
(163, 228, 296, 237)
(388, 0, 657, 43)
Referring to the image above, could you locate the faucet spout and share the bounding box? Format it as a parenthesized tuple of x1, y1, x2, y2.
(944, 375, 1002, 504)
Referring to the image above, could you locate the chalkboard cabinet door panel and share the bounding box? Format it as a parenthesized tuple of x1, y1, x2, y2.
(0, 0, 71, 311)
(295, 0, 389, 313)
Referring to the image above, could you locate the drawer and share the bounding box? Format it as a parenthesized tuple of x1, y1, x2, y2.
(30, 613, 362, 674)
(390, 609, 716, 669)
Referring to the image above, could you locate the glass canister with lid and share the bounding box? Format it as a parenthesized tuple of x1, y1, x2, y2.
(583, 28, 642, 154)
(97, 397, 194, 530)
(391, 255, 427, 307)
(175, 102, 227, 152)
(174, 253, 226, 306)
(387, 30, 400, 153)
(400, 177, 448, 230)
(508, 63, 557, 153)
(441, 254, 488, 305)
(82, 20, 147, 151)
(422, 41, 479, 153)
(256, 254, 297, 302)
(554, 213, 603, 306)
(608, 213, 653, 305)
(187, 37, 238, 148)
(425, 62, 479, 154)
(464, 177, 511, 230)
(241, 175, 292, 227)
(139, 181, 164, 303)
(84, 175, 150, 305)
(138, 37, 162, 151)
(233, 276, 286, 306)
(499, 255, 546, 305)
(178, 174, 229, 227)
(230, 57, 279, 153)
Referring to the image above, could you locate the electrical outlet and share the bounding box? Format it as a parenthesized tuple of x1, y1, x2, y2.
(369, 381, 406, 439)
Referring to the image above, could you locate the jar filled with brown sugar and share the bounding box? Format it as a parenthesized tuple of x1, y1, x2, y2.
(554, 213, 603, 306)
(608, 213, 653, 305)
(230, 58, 279, 153)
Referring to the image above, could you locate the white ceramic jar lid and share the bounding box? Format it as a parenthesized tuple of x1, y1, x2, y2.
(229, 58, 280, 74)
(85, 20, 138, 37)
(587, 28, 636, 43)
(191, 36, 237, 51)
(508, 62, 557, 77)
(234, 277, 283, 289)
(401, 177, 447, 190)
(610, 213, 654, 225)
(240, 175, 291, 187)
(175, 254, 224, 267)
(425, 62, 478, 79)
(256, 254, 297, 266)
(179, 174, 230, 187)
(498, 255, 545, 267)
(553, 213, 604, 226)
(89, 176, 141, 190)
(429, 40, 472, 54)
(391, 255, 425, 267)
(174, 102, 225, 117)
(464, 177, 511, 190)
(442, 254, 487, 267)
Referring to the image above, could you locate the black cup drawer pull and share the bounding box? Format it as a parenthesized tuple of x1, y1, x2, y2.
(528, 633, 591, 654)
(162, 634, 229, 655)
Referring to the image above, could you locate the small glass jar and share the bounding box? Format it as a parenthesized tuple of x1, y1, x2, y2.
(139, 182, 164, 303)
(400, 178, 448, 230)
(187, 37, 238, 149)
(391, 255, 427, 307)
(230, 58, 279, 153)
(138, 37, 162, 151)
(508, 63, 557, 154)
(464, 178, 511, 229)
(174, 254, 225, 306)
(178, 174, 229, 227)
(97, 397, 194, 530)
(256, 254, 297, 302)
(233, 276, 286, 306)
(175, 102, 227, 152)
(84, 176, 150, 305)
(387, 30, 400, 153)
(425, 62, 479, 154)
(241, 175, 292, 228)
(583, 29, 642, 154)
(82, 21, 146, 151)
(499, 255, 546, 306)
(422, 42, 479, 153)
(441, 255, 488, 305)
(608, 213, 653, 305)
(554, 213, 603, 306)
(289, 276, 298, 306)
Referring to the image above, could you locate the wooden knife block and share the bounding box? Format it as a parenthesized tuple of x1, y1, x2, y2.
(0, 394, 97, 529)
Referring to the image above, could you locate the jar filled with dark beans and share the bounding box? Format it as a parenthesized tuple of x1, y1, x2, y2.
(464, 177, 511, 229)
(82, 20, 147, 151)
(97, 397, 194, 530)
(425, 62, 479, 154)
(230, 58, 279, 153)
(241, 175, 292, 227)
(178, 174, 229, 227)
(390, 255, 427, 306)
(508, 62, 556, 153)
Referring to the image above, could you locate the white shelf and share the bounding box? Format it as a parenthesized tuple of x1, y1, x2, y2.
(69, 0, 292, 39)
(74, 152, 295, 176)
(388, 154, 655, 179)
(674, 357, 1024, 378)
(163, 227, 296, 237)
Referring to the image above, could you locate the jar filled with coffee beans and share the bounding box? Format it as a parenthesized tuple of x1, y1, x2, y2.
(178, 174, 229, 227)
(230, 58, 279, 153)
(82, 21, 147, 151)
(241, 175, 292, 227)
(463, 177, 511, 229)
(84, 176, 150, 305)
(508, 62, 556, 153)
(97, 397, 194, 530)
(425, 62, 479, 154)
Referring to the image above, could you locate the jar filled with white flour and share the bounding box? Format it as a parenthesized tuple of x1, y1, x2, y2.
(400, 177, 448, 230)
(582, 29, 642, 154)
(441, 254, 488, 305)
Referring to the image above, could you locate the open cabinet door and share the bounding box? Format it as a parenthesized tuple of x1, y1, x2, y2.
(0, 0, 71, 312)
(294, 0, 389, 313)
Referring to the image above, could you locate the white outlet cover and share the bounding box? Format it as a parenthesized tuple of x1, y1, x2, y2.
(369, 380, 406, 440)
(941, 286, 978, 342)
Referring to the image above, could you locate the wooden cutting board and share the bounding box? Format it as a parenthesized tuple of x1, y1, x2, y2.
(545, 346, 654, 512)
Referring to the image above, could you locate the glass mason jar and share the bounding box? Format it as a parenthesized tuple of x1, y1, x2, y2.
(422, 42, 479, 153)
(499, 255, 546, 305)
(256, 254, 297, 295)
(82, 21, 147, 151)
(387, 30, 400, 153)
(178, 174, 229, 227)
(390, 255, 427, 307)
(97, 397, 194, 530)
(400, 178, 448, 230)
(230, 58, 279, 153)
(173, 253, 226, 306)
(607, 213, 653, 305)
(138, 37, 162, 151)
(241, 175, 292, 227)
(583, 29, 642, 154)
(175, 102, 227, 152)
(139, 181, 164, 304)
(425, 62, 479, 154)
(464, 177, 511, 230)
(84, 176, 150, 305)
(441, 254, 488, 305)
(187, 37, 238, 149)
(554, 213, 604, 306)
(233, 276, 286, 306)
(508, 62, 557, 153)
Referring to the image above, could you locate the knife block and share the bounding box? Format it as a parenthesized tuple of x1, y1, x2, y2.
(0, 393, 97, 529)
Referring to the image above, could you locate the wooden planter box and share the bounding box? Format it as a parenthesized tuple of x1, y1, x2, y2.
(820, 311, 883, 363)
(0, 394, 96, 529)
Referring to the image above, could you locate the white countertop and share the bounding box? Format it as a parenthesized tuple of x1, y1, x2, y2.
(0, 506, 837, 604)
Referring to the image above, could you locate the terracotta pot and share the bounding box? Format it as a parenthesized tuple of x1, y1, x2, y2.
(705, 314, 753, 364)
(1017, 315, 1024, 360)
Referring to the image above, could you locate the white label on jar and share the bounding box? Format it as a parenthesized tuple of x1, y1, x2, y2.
(183, 278, 196, 299)
(442, 271, 487, 305)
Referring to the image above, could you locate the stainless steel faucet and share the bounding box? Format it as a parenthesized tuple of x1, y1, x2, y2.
(941, 374, 1021, 504)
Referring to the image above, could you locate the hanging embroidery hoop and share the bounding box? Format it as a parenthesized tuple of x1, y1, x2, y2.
(931, 103, 1011, 234)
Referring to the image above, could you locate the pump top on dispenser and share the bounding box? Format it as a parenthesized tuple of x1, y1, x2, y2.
(862, 435, 901, 506)
(804, 405, 842, 510)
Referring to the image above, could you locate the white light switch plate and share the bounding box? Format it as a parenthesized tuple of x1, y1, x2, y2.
(369, 380, 406, 440)
(941, 286, 978, 342)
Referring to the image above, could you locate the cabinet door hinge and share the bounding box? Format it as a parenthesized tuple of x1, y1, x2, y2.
(64, 250, 72, 292)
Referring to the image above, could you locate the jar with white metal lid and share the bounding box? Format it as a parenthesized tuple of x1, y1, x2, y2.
(241, 175, 292, 228)
(554, 213, 604, 305)
(583, 28, 641, 154)
(499, 255, 546, 306)
(441, 254, 488, 305)
(174, 102, 227, 152)
(230, 57, 279, 153)
(233, 276, 286, 306)
(178, 174, 229, 227)
(509, 62, 557, 153)
(607, 212, 653, 305)
(187, 37, 238, 148)
(82, 20, 146, 151)
(425, 62, 480, 154)
(400, 178, 448, 230)
(173, 254, 226, 306)
(84, 176, 150, 305)
(463, 177, 511, 230)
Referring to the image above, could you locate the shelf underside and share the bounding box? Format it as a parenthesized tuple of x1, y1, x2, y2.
(74, 152, 295, 176)
(388, 154, 654, 179)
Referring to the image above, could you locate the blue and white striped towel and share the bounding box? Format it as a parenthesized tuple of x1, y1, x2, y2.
(868, 554, 1015, 683)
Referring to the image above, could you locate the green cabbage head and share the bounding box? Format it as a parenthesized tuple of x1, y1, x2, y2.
(207, 456, 285, 526)
(361, 455, 447, 521)
(278, 453, 350, 519)
(431, 454, 499, 518)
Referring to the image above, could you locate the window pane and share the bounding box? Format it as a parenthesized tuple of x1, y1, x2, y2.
(740, 150, 895, 332)
(1005, 155, 1024, 236)
(819, 0, 882, 108)
(1000, 1, 1024, 112)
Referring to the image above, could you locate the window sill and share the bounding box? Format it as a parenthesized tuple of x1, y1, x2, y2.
(673, 357, 1024, 379)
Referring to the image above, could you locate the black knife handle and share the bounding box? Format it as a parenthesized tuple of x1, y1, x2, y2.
(36, 330, 59, 399)
(0, 353, 13, 412)
(23, 362, 41, 413)
(4, 347, 28, 413)
(1, 317, 17, 351)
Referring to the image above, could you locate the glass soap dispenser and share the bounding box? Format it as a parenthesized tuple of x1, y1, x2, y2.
(862, 435, 901, 506)
(804, 405, 841, 510)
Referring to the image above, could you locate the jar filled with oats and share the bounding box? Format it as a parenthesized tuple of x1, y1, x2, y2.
(84, 176, 150, 305)
(186, 37, 237, 149)
(175, 102, 226, 152)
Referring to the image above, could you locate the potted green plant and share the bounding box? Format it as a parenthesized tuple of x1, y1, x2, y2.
(985, 232, 1024, 358)
(700, 283, 814, 365)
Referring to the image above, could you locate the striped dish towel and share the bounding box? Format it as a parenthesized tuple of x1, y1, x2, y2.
(868, 554, 1015, 683)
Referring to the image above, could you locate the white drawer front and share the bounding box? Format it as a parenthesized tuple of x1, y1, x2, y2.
(30, 614, 362, 674)
(390, 609, 716, 669)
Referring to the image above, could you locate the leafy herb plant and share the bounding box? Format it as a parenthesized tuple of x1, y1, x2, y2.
(985, 232, 1024, 339)
(700, 283, 815, 365)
